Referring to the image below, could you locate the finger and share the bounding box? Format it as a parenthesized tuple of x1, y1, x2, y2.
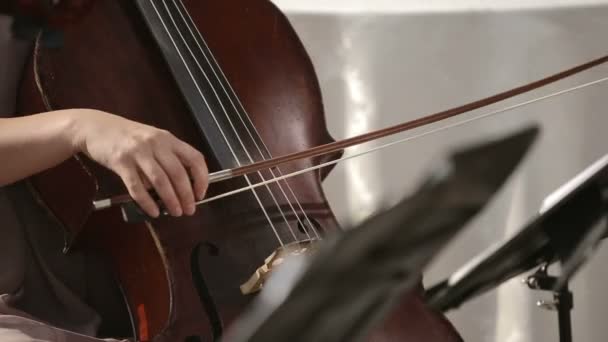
(155, 150, 196, 216)
(139, 171, 152, 190)
(136, 154, 183, 217)
(174, 141, 209, 201)
(115, 164, 160, 218)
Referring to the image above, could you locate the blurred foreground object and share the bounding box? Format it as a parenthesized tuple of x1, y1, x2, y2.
(223, 126, 539, 342)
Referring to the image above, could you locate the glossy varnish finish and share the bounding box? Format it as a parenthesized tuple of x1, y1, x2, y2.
(17, 0, 461, 341)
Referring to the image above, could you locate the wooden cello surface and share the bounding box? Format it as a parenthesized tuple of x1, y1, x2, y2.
(17, 1, 462, 341)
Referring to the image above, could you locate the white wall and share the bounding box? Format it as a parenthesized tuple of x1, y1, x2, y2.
(270, 1, 608, 341)
(273, 0, 608, 13)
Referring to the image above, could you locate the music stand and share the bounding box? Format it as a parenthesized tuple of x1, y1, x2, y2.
(222, 126, 538, 342)
(427, 153, 608, 342)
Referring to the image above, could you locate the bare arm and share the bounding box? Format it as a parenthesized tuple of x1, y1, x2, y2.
(0, 109, 209, 218)
(0, 110, 77, 185)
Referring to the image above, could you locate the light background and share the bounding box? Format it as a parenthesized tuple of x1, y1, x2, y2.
(270, 1, 608, 341)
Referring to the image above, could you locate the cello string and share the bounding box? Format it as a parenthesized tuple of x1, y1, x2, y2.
(170, 0, 319, 240)
(192, 74, 608, 206)
(171, 0, 320, 240)
(163, 0, 302, 243)
(173, 0, 321, 240)
(149, 1, 287, 245)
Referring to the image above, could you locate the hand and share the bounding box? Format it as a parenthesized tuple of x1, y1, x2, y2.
(71, 109, 209, 218)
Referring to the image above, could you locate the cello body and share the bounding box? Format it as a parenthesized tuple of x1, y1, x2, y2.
(17, 1, 462, 341)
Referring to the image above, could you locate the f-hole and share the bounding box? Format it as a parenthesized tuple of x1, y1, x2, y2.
(190, 243, 223, 341)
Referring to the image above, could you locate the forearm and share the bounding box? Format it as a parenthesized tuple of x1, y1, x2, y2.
(0, 109, 79, 186)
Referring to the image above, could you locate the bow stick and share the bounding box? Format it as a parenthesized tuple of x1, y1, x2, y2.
(94, 54, 608, 211)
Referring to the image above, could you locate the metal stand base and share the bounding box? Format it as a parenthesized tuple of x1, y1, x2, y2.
(524, 263, 573, 342)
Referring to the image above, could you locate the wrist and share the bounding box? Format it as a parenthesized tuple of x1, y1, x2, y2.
(58, 108, 94, 155)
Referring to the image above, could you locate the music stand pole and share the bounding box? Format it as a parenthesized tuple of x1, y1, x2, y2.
(557, 281, 574, 342)
(524, 262, 574, 342)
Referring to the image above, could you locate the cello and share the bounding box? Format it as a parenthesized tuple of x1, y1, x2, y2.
(15, 0, 463, 341)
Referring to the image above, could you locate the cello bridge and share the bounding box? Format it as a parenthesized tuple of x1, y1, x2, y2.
(240, 239, 318, 295)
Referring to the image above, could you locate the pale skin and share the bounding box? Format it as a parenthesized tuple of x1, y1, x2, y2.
(0, 108, 209, 218)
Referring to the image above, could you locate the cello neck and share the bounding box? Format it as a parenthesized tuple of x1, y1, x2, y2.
(135, 0, 267, 170)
